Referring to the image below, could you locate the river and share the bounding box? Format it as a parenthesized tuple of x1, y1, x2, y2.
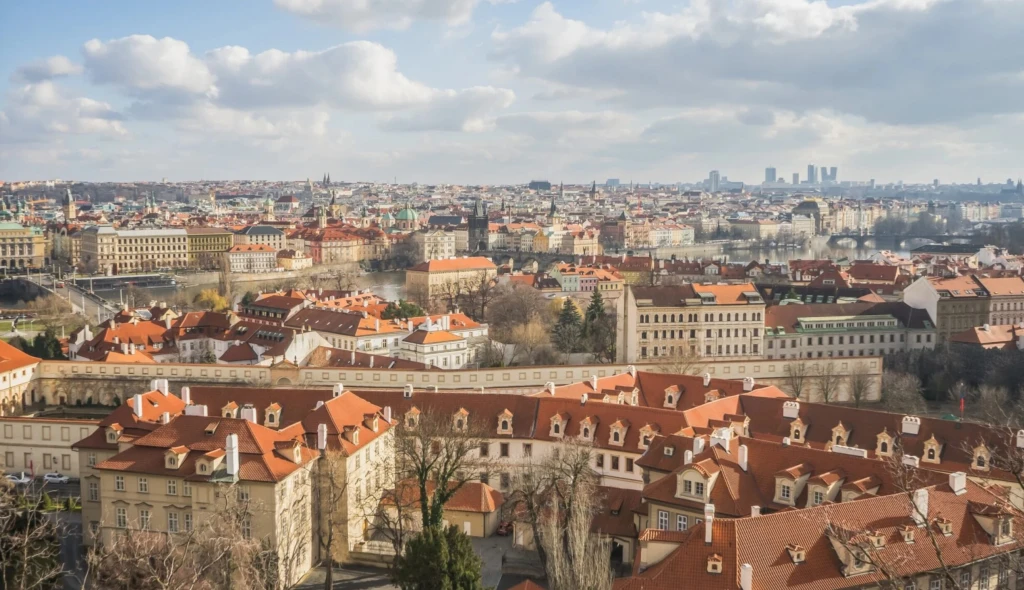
(81, 241, 908, 308)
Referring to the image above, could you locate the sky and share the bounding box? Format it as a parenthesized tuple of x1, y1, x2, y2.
(2, 0, 1024, 185)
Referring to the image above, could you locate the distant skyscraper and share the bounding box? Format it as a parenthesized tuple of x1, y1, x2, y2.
(829, 167, 838, 182)
(765, 167, 777, 183)
(792, 173, 799, 185)
(605, 178, 620, 187)
(709, 170, 721, 192)
(807, 164, 817, 184)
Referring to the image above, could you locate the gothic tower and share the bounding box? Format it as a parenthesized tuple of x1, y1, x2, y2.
(63, 188, 76, 221)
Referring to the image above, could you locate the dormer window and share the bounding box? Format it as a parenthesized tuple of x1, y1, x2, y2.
(497, 409, 513, 435)
(786, 544, 805, 564)
(707, 554, 722, 574)
(550, 415, 565, 438)
(663, 385, 680, 409)
(169, 457, 176, 467)
(405, 408, 420, 429)
(264, 403, 281, 428)
(935, 517, 953, 536)
(922, 435, 942, 464)
(831, 422, 849, 447)
(453, 409, 469, 432)
(789, 418, 805, 443)
(876, 429, 893, 457)
(613, 431, 620, 443)
(664, 445, 674, 456)
(973, 444, 991, 472)
(899, 525, 915, 543)
(867, 530, 886, 548)
(199, 464, 208, 473)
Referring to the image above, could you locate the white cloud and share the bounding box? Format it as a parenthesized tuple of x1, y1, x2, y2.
(379, 86, 515, 132)
(12, 56, 83, 82)
(205, 42, 436, 110)
(177, 103, 331, 139)
(83, 35, 215, 96)
(274, 0, 479, 31)
(495, 110, 636, 143)
(0, 81, 127, 143)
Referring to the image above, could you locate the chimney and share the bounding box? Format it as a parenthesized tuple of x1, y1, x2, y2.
(949, 472, 967, 496)
(315, 400, 324, 409)
(121, 342, 129, 354)
(684, 450, 693, 465)
(240, 404, 257, 423)
(226, 433, 239, 477)
(704, 504, 715, 544)
(782, 436, 791, 446)
(782, 400, 800, 419)
(738, 444, 748, 472)
(590, 375, 599, 390)
(180, 386, 191, 405)
(750, 506, 761, 517)
(133, 394, 144, 418)
(351, 350, 357, 364)
(703, 373, 711, 387)
(164, 316, 172, 330)
(742, 377, 755, 392)
(369, 355, 375, 368)
(333, 383, 344, 398)
(317, 423, 327, 451)
(901, 416, 921, 435)
(184, 404, 208, 416)
(693, 437, 705, 455)
(383, 406, 392, 424)
(912, 488, 929, 526)
(1017, 430, 1024, 449)
(151, 379, 169, 395)
(160, 412, 170, 424)
(545, 382, 556, 395)
(580, 394, 588, 406)
(375, 319, 380, 332)
(740, 564, 753, 590)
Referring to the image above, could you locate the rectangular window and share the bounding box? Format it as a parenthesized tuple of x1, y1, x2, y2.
(781, 485, 792, 500)
(238, 486, 250, 502)
(684, 480, 692, 494)
(596, 454, 605, 468)
(138, 477, 148, 493)
(115, 475, 125, 491)
(500, 443, 509, 458)
(657, 511, 668, 530)
(167, 480, 177, 495)
(88, 453, 97, 467)
(500, 473, 511, 490)
(183, 481, 192, 497)
(677, 515, 688, 531)
(626, 458, 634, 472)
(88, 481, 99, 502)
(242, 516, 251, 539)
(184, 513, 193, 532)
(479, 443, 489, 457)
(116, 507, 127, 528)
(695, 482, 705, 496)
(139, 509, 150, 530)
(168, 512, 179, 533)
(813, 490, 824, 505)
(611, 456, 620, 470)
(522, 443, 532, 457)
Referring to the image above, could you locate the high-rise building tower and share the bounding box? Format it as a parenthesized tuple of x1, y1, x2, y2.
(709, 170, 721, 192)
(829, 167, 838, 182)
(807, 164, 817, 184)
(765, 167, 777, 183)
(63, 188, 76, 221)
(792, 173, 799, 185)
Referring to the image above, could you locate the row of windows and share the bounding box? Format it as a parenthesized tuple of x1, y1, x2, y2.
(112, 475, 192, 497)
(4, 451, 72, 471)
(2, 424, 82, 441)
(640, 312, 763, 324)
(594, 453, 635, 473)
(640, 328, 761, 340)
(656, 510, 702, 532)
(114, 506, 196, 534)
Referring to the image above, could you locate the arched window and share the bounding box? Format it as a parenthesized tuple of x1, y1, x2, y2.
(718, 313, 723, 322)
(977, 455, 986, 468)
(553, 423, 560, 434)
(642, 435, 651, 446)
(613, 431, 620, 442)
(727, 313, 731, 322)
(501, 420, 509, 431)
(583, 427, 590, 439)
(456, 418, 464, 429)
(835, 435, 842, 445)
(880, 441, 888, 453)
(743, 313, 748, 321)
(793, 429, 801, 440)
(671, 314, 676, 322)
(928, 448, 936, 460)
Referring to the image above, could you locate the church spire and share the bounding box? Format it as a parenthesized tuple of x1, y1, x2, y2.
(591, 180, 596, 200)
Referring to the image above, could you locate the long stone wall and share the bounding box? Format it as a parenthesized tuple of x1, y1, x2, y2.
(33, 356, 882, 407)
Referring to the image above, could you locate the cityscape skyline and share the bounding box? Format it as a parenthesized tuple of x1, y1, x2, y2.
(3, 0, 1024, 184)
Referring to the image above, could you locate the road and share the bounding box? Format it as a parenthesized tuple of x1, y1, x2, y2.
(22, 272, 118, 324)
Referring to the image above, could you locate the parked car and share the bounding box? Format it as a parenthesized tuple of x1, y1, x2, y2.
(42, 472, 69, 484)
(5, 472, 31, 485)
(496, 521, 512, 536)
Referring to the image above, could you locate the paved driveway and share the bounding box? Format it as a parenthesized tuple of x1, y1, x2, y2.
(296, 566, 397, 590)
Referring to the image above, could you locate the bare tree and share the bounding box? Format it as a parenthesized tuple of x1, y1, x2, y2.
(814, 361, 844, 404)
(85, 483, 279, 590)
(783, 361, 810, 400)
(374, 409, 497, 553)
(505, 439, 613, 590)
(656, 346, 705, 376)
(879, 371, 927, 414)
(0, 480, 65, 590)
(508, 320, 550, 366)
(847, 365, 874, 407)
